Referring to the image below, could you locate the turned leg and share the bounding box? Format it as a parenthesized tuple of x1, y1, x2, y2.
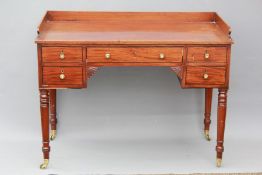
(204, 88, 213, 141)
(216, 88, 228, 167)
(40, 89, 50, 169)
(50, 89, 57, 141)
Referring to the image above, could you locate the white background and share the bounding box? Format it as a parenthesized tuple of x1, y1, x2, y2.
(0, 0, 262, 174)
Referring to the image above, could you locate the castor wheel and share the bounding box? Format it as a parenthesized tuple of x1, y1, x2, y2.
(40, 159, 49, 169)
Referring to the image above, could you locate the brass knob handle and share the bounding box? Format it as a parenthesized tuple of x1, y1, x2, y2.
(159, 53, 165, 59)
(105, 53, 111, 59)
(204, 50, 209, 60)
(59, 51, 65, 59)
(203, 73, 209, 79)
(59, 73, 65, 80)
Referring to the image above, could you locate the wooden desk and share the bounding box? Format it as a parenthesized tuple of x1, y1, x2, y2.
(35, 11, 233, 169)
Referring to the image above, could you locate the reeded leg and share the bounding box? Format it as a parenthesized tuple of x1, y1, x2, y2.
(40, 89, 50, 169)
(204, 88, 213, 141)
(216, 88, 228, 167)
(50, 89, 57, 141)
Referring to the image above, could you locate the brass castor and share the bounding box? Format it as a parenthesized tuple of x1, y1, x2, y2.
(204, 130, 211, 141)
(216, 158, 222, 167)
(50, 130, 57, 141)
(40, 159, 49, 169)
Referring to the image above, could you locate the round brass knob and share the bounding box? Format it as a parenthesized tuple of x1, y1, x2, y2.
(59, 73, 65, 80)
(203, 73, 209, 79)
(159, 53, 165, 59)
(59, 51, 65, 59)
(105, 53, 111, 59)
(204, 51, 209, 60)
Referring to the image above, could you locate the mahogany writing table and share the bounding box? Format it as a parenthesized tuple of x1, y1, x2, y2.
(35, 11, 233, 169)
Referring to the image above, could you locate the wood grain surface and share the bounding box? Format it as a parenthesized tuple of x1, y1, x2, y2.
(42, 47, 83, 63)
(87, 47, 183, 63)
(185, 67, 226, 85)
(42, 67, 83, 86)
(187, 47, 227, 63)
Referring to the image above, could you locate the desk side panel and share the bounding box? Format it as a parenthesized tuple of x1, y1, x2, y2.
(37, 12, 50, 35)
(214, 13, 232, 40)
(37, 44, 43, 88)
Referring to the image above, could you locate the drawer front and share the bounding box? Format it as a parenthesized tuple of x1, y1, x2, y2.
(187, 47, 227, 63)
(43, 67, 83, 85)
(42, 47, 83, 63)
(87, 47, 183, 63)
(186, 67, 226, 85)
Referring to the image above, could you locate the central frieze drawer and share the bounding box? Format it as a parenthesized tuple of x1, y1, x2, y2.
(42, 47, 83, 63)
(87, 47, 184, 63)
(42, 67, 83, 85)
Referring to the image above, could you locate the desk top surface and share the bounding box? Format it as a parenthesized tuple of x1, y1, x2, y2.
(36, 11, 233, 45)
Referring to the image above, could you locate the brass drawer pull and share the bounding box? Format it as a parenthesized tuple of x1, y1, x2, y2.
(59, 70, 65, 80)
(105, 53, 111, 59)
(59, 51, 65, 59)
(59, 73, 65, 80)
(159, 53, 165, 59)
(204, 50, 209, 60)
(203, 73, 209, 79)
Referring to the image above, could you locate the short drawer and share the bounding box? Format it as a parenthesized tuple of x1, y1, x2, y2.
(42, 67, 83, 85)
(87, 47, 183, 63)
(42, 47, 83, 63)
(185, 67, 226, 85)
(187, 47, 227, 63)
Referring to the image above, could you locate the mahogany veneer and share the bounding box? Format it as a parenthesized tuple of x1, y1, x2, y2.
(87, 47, 184, 63)
(185, 67, 226, 85)
(42, 47, 83, 63)
(35, 11, 233, 169)
(187, 47, 227, 63)
(42, 67, 84, 86)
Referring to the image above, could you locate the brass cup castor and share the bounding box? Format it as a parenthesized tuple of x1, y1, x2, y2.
(50, 130, 57, 141)
(204, 130, 211, 141)
(40, 159, 49, 169)
(216, 158, 222, 167)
